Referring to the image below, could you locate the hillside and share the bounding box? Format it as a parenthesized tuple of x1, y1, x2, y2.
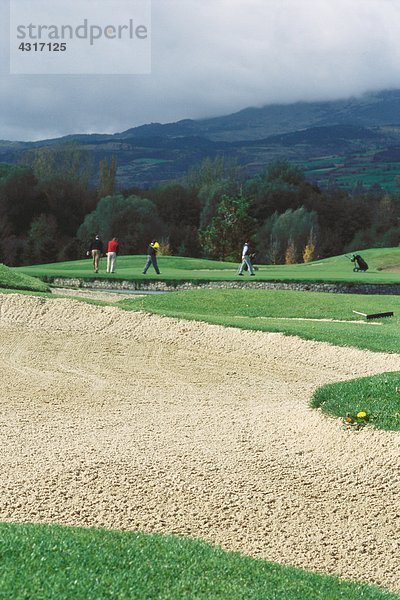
(116, 89, 400, 142)
(3, 90, 400, 188)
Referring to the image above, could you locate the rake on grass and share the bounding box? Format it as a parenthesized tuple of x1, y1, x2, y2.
(352, 310, 394, 320)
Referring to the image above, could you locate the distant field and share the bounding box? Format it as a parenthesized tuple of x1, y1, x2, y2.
(17, 247, 400, 285)
(300, 154, 400, 191)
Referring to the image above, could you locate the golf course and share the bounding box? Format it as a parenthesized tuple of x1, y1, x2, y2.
(0, 248, 399, 598)
(18, 247, 400, 284)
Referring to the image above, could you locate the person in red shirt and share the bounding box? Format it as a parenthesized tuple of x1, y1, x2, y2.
(106, 237, 119, 273)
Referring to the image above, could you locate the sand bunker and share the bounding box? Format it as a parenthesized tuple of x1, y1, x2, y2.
(0, 293, 399, 591)
(380, 265, 400, 273)
(51, 287, 141, 302)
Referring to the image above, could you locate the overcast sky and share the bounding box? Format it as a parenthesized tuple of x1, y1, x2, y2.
(2, 0, 400, 141)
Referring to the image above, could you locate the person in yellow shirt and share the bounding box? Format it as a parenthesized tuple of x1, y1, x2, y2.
(143, 240, 161, 275)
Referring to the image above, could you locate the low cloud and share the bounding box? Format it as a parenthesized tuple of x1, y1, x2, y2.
(2, 0, 400, 140)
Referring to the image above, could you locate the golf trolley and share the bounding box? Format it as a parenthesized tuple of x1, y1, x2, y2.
(347, 254, 369, 272)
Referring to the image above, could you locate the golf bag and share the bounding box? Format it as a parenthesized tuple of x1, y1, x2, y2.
(244, 252, 257, 271)
(351, 254, 368, 272)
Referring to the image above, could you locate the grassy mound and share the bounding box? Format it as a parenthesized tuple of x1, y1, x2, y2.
(0, 263, 49, 292)
(0, 523, 397, 599)
(311, 372, 400, 431)
(17, 247, 400, 284)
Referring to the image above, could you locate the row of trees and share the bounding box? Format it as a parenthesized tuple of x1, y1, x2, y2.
(0, 147, 399, 267)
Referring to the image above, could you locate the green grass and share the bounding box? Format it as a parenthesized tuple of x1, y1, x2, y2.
(16, 247, 400, 285)
(118, 288, 400, 353)
(0, 523, 397, 599)
(311, 372, 400, 431)
(0, 262, 49, 292)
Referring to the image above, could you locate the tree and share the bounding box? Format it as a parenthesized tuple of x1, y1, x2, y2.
(380, 226, 400, 247)
(157, 238, 172, 256)
(21, 141, 92, 185)
(257, 207, 319, 264)
(77, 194, 165, 254)
(285, 239, 297, 264)
(199, 180, 239, 230)
(185, 156, 241, 189)
(200, 192, 256, 260)
(24, 214, 58, 265)
(57, 237, 84, 262)
(0, 165, 44, 234)
(375, 196, 398, 233)
(175, 226, 202, 257)
(302, 228, 317, 263)
(98, 156, 117, 198)
(19, 142, 96, 241)
(265, 160, 305, 186)
(314, 189, 374, 257)
(37, 177, 96, 237)
(0, 236, 27, 267)
(245, 160, 320, 222)
(153, 183, 200, 229)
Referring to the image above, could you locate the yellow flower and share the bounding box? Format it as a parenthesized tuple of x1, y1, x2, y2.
(357, 411, 367, 419)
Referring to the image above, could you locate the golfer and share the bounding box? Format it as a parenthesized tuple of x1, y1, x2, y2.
(106, 237, 119, 273)
(238, 241, 255, 276)
(143, 240, 161, 275)
(87, 235, 103, 273)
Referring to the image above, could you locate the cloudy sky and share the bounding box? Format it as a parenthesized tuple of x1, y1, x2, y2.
(2, 0, 400, 141)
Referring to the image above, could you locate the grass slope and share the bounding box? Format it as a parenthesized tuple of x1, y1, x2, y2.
(0, 263, 48, 292)
(17, 247, 400, 285)
(119, 288, 400, 353)
(0, 523, 397, 600)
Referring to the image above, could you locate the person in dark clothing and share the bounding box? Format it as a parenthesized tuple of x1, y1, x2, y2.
(238, 241, 255, 276)
(142, 240, 160, 275)
(87, 235, 104, 273)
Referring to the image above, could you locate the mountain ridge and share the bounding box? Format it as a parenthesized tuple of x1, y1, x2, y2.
(3, 89, 400, 188)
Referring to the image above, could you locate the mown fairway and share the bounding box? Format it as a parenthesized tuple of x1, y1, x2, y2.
(17, 247, 400, 284)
